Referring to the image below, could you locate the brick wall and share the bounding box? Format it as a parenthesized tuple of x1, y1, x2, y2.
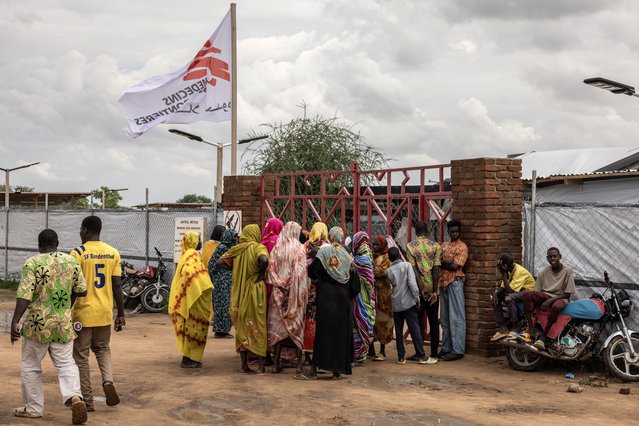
(222, 175, 274, 228)
(450, 158, 523, 357)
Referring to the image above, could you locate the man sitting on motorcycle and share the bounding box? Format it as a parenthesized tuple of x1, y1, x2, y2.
(491, 254, 535, 341)
(516, 247, 576, 350)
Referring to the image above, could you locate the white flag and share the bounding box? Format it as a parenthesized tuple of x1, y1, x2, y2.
(119, 10, 232, 138)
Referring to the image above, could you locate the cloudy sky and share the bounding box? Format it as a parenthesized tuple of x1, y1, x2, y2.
(2, 0, 639, 206)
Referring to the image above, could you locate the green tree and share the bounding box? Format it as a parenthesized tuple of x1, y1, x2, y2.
(242, 104, 389, 226)
(243, 104, 387, 176)
(76, 186, 123, 209)
(0, 184, 34, 192)
(177, 194, 212, 204)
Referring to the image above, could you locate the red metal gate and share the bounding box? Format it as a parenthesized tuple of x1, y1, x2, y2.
(260, 163, 452, 243)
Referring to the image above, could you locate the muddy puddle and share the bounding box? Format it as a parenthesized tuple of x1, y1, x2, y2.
(370, 410, 476, 426)
(354, 373, 502, 395)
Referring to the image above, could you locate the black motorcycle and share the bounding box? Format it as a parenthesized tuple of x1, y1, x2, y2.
(121, 247, 170, 313)
(501, 272, 638, 382)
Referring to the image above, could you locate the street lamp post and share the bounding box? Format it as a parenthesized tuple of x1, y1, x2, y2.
(0, 161, 40, 209)
(583, 77, 639, 97)
(168, 129, 267, 204)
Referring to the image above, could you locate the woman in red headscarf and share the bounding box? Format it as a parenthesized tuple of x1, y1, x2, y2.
(369, 234, 393, 361)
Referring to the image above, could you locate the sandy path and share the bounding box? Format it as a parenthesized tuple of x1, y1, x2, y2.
(0, 304, 637, 425)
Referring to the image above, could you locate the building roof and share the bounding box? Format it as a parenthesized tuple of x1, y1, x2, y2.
(132, 202, 215, 210)
(2, 191, 91, 208)
(512, 146, 639, 180)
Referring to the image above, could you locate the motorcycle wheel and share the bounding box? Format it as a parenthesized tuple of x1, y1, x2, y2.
(140, 284, 171, 313)
(505, 346, 546, 372)
(604, 335, 639, 382)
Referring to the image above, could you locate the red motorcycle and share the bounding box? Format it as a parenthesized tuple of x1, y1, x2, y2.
(121, 247, 169, 313)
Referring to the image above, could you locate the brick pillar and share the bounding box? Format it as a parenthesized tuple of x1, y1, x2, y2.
(222, 175, 275, 229)
(450, 158, 522, 357)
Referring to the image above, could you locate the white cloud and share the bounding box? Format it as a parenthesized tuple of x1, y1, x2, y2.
(1, 0, 639, 206)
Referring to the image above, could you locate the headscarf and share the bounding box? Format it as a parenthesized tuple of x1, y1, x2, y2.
(351, 230, 376, 361)
(224, 224, 263, 259)
(211, 225, 225, 241)
(181, 231, 200, 255)
(316, 226, 352, 284)
(222, 224, 269, 355)
(169, 232, 213, 319)
(372, 235, 389, 256)
(209, 228, 237, 272)
(261, 218, 284, 253)
(267, 221, 309, 349)
(308, 222, 329, 245)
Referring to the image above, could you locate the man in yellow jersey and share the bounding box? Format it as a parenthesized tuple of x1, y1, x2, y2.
(71, 216, 125, 412)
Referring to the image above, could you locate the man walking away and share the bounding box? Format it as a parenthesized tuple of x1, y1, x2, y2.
(438, 220, 468, 361)
(11, 229, 88, 424)
(387, 247, 437, 365)
(71, 216, 125, 411)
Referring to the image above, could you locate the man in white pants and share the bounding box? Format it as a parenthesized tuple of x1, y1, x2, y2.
(10, 229, 89, 424)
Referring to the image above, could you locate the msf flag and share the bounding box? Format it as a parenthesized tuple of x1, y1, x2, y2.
(119, 10, 232, 138)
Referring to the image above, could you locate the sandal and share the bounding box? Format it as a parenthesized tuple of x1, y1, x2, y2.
(13, 407, 42, 418)
(373, 353, 386, 361)
(293, 373, 317, 380)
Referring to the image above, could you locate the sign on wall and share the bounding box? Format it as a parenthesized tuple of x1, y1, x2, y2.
(174, 217, 207, 263)
(224, 210, 242, 234)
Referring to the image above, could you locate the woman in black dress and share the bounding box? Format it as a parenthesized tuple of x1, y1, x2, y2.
(298, 226, 360, 380)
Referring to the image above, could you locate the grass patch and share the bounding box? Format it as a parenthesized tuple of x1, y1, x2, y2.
(0, 279, 19, 291)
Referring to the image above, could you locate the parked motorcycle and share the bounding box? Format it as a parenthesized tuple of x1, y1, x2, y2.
(501, 271, 638, 382)
(121, 247, 170, 313)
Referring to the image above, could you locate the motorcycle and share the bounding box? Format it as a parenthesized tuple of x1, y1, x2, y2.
(501, 271, 638, 382)
(121, 247, 170, 313)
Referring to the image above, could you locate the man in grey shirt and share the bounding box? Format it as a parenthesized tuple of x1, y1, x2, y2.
(387, 247, 438, 365)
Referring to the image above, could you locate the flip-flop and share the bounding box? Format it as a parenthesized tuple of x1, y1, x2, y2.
(293, 373, 317, 380)
(12, 407, 42, 419)
(257, 370, 270, 376)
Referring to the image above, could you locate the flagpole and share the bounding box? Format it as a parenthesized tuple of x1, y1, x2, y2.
(230, 2, 238, 175)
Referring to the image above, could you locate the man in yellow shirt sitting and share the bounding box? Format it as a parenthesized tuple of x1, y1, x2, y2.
(491, 254, 535, 341)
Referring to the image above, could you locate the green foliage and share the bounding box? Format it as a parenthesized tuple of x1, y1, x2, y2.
(0, 184, 34, 192)
(177, 194, 212, 204)
(242, 104, 389, 227)
(0, 278, 19, 291)
(76, 186, 123, 209)
(243, 104, 387, 176)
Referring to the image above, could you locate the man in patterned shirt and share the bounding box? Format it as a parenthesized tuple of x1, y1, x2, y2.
(10, 229, 88, 424)
(438, 220, 468, 361)
(406, 221, 441, 361)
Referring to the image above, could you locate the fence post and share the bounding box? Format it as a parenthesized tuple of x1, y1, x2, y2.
(352, 162, 360, 232)
(4, 208, 9, 280)
(45, 193, 49, 229)
(530, 169, 537, 274)
(145, 187, 150, 267)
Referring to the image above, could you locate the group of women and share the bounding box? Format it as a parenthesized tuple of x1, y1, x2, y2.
(167, 218, 396, 379)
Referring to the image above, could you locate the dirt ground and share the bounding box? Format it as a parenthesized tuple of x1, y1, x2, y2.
(0, 292, 637, 426)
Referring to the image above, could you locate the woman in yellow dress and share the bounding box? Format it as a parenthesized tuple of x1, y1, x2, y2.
(168, 232, 214, 368)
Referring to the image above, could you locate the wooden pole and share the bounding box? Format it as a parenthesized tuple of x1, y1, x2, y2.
(230, 3, 238, 175)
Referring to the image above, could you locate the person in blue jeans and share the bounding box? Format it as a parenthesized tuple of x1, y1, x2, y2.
(387, 247, 437, 365)
(438, 221, 468, 361)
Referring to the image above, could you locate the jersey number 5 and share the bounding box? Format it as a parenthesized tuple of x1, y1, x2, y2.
(94, 264, 106, 288)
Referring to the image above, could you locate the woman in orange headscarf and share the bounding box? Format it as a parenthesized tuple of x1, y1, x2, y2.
(168, 232, 214, 368)
(369, 235, 393, 361)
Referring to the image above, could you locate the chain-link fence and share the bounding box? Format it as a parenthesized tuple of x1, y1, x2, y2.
(1, 208, 224, 282)
(523, 202, 639, 330)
